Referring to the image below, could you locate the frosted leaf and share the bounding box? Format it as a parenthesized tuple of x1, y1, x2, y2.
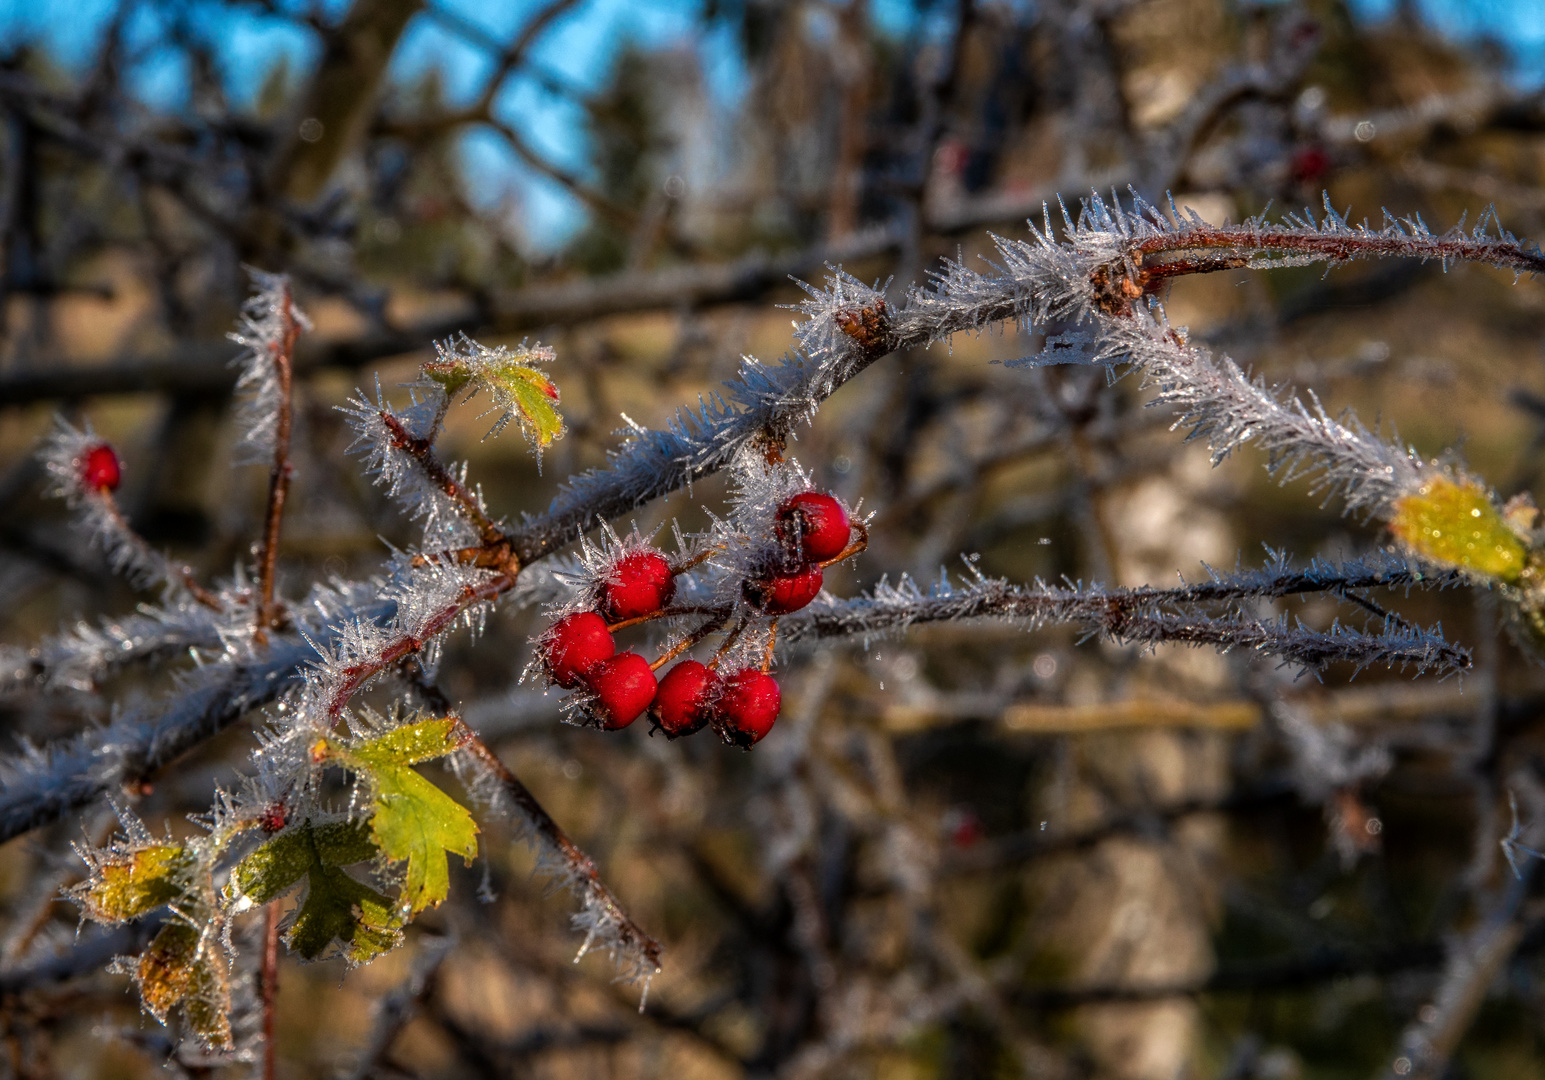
(422, 334, 564, 447)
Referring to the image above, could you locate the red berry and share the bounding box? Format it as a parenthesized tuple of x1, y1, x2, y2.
(601, 550, 676, 621)
(258, 803, 288, 834)
(588, 651, 658, 730)
(81, 444, 121, 492)
(653, 660, 722, 737)
(947, 808, 983, 849)
(1290, 145, 1330, 184)
(543, 611, 615, 689)
(716, 669, 781, 747)
(778, 492, 850, 563)
(749, 565, 823, 615)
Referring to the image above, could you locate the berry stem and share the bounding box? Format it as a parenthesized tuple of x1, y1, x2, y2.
(606, 603, 731, 633)
(649, 613, 731, 672)
(708, 615, 752, 671)
(761, 618, 779, 673)
(817, 520, 870, 568)
(255, 284, 302, 642)
(669, 545, 724, 575)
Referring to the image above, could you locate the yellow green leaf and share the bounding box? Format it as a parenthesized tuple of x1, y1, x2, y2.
(328, 718, 479, 915)
(350, 716, 468, 767)
(423, 341, 564, 447)
(1390, 476, 1527, 582)
(135, 920, 232, 1050)
(484, 359, 564, 447)
(71, 843, 188, 923)
(362, 762, 478, 914)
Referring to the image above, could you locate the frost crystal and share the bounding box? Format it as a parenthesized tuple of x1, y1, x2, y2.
(229, 269, 310, 466)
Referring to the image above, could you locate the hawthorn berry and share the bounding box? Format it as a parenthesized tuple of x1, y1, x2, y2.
(1290, 145, 1330, 185)
(653, 660, 722, 738)
(748, 565, 823, 615)
(778, 492, 849, 563)
(716, 669, 781, 747)
(602, 550, 676, 621)
(257, 803, 288, 834)
(81, 444, 121, 492)
(543, 611, 616, 688)
(588, 651, 658, 730)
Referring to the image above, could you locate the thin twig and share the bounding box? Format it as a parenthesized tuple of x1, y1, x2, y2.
(255, 284, 301, 641)
(379, 411, 504, 549)
(98, 495, 223, 611)
(261, 903, 280, 1080)
(650, 612, 732, 672)
(452, 720, 663, 973)
(327, 571, 517, 719)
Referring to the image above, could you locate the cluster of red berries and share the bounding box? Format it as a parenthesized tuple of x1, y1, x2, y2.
(540, 491, 854, 749)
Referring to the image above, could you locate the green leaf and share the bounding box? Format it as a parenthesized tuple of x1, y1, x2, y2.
(483, 358, 564, 447)
(350, 716, 469, 767)
(135, 920, 232, 1050)
(71, 843, 189, 923)
(423, 342, 564, 448)
(1391, 476, 1527, 582)
(233, 820, 375, 905)
(231, 820, 401, 964)
(331, 718, 480, 915)
(288, 862, 401, 964)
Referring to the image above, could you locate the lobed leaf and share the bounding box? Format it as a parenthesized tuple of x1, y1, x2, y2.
(287, 862, 401, 964)
(232, 820, 401, 964)
(326, 718, 480, 915)
(134, 920, 232, 1049)
(424, 339, 564, 447)
(233, 820, 376, 904)
(71, 843, 188, 923)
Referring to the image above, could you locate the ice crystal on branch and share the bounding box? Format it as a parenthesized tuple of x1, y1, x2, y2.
(781, 554, 1470, 676)
(228, 269, 310, 467)
(39, 420, 218, 601)
(340, 382, 489, 551)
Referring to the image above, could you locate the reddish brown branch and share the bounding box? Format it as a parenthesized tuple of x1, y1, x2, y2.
(261, 903, 280, 1080)
(379, 411, 505, 548)
(255, 286, 302, 641)
(453, 720, 663, 973)
(817, 521, 870, 568)
(1133, 226, 1545, 278)
(326, 572, 517, 719)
